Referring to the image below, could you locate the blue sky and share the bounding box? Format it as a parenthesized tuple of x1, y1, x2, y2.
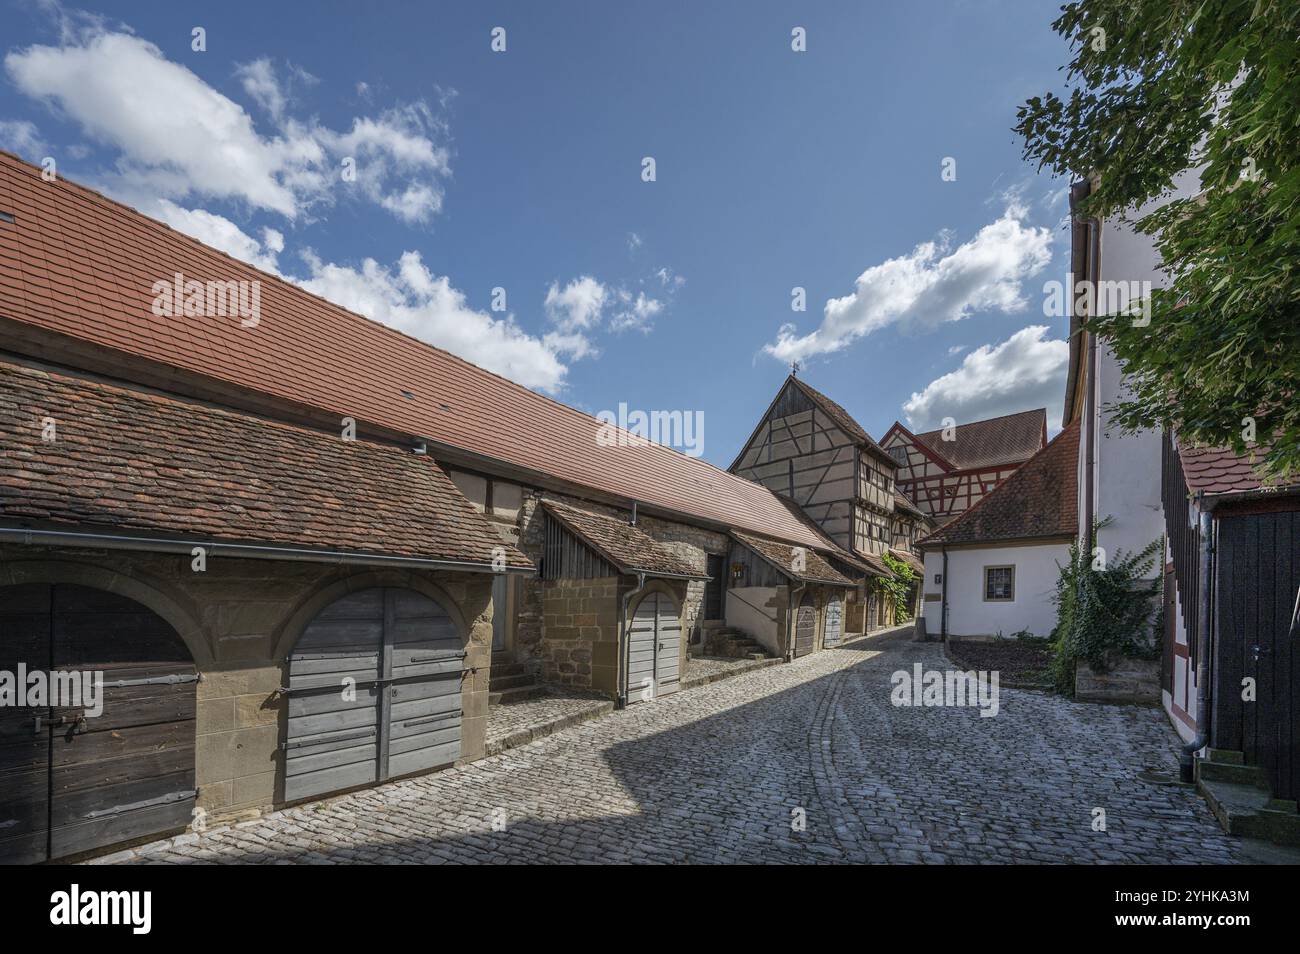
(0, 0, 1076, 468)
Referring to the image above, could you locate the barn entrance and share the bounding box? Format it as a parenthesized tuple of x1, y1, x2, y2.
(283, 588, 464, 803)
(0, 583, 197, 864)
(793, 592, 816, 657)
(625, 592, 682, 704)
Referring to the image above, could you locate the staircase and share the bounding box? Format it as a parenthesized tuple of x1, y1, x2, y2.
(488, 656, 544, 705)
(704, 627, 771, 661)
(1196, 749, 1300, 847)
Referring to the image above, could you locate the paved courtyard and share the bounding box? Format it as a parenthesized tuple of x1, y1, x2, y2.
(106, 630, 1245, 864)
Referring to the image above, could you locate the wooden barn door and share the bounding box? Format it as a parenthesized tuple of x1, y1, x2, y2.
(823, 596, 843, 648)
(284, 588, 463, 803)
(0, 584, 197, 864)
(793, 593, 816, 657)
(626, 592, 681, 704)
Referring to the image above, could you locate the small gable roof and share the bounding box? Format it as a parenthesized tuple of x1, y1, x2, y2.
(918, 422, 1079, 548)
(541, 499, 705, 580)
(730, 530, 855, 587)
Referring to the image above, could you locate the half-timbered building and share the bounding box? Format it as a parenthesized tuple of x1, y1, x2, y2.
(881, 410, 1047, 527)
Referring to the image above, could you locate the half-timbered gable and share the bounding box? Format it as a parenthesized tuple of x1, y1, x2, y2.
(881, 410, 1047, 526)
(731, 376, 899, 562)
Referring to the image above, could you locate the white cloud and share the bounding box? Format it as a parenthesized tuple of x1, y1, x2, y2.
(5, 29, 450, 224)
(765, 203, 1053, 363)
(902, 325, 1068, 432)
(148, 199, 285, 273)
(298, 250, 578, 393)
(609, 290, 662, 333)
(0, 118, 45, 157)
(544, 276, 608, 331)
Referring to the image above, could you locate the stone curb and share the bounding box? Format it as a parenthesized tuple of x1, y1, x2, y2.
(484, 700, 615, 756)
(680, 656, 781, 690)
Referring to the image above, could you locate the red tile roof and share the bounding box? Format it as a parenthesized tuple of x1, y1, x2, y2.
(731, 530, 855, 587)
(541, 499, 704, 579)
(913, 408, 1047, 471)
(1176, 441, 1286, 497)
(917, 422, 1079, 548)
(888, 548, 924, 574)
(0, 152, 833, 551)
(0, 358, 531, 568)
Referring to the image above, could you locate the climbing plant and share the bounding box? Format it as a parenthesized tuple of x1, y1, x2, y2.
(1048, 527, 1162, 695)
(878, 551, 917, 624)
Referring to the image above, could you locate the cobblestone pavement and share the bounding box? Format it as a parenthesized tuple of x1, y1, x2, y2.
(106, 631, 1245, 864)
(682, 654, 779, 687)
(485, 689, 614, 756)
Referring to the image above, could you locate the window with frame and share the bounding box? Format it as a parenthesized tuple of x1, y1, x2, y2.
(984, 565, 1014, 602)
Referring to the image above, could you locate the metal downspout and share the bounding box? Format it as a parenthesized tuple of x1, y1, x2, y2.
(617, 571, 649, 708)
(940, 546, 949, 641)
(1179, 504, 1214, 782)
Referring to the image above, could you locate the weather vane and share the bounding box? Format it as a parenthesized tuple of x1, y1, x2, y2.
(790, 360, 800, 377)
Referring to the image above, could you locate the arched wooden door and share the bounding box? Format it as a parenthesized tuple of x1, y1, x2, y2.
(626, 592, 682, 704)
(793, 592, 816, 657)
(823, 596, 843, 648)
(283, 588, 463, 802)
(0, 584, 197, 864)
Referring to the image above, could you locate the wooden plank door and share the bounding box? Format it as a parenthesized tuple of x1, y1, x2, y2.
(823, 597, 843, 648)
(0, 584, 53, 864)
(285, 588, 463, 802)
(794, 593, 816, 657)
(626, 595, 659, 704)
(653, 594, 682, 697)
(48, 585, 197, 859)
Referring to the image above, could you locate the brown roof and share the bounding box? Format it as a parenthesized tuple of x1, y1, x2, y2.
(731, 530, 854, 587)
(913, 408, 1047, 471)
(788, 376, 896, 466)
(893, 491, 926, 520)
(541, 499, 704, 579)
(918, 422, 1079, 548)
(0, 358, 531, 568)
(888, 548, 925, 574)
(851, 548, 894, 577)
(1176, 440, 1297, 498)
(0, 152, 832, 551)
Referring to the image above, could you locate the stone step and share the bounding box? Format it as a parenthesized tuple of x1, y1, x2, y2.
(1198, 777, 1300, 847)
(1197, 758, 1270, 789)
(489, 671, 536, 691)
(489, 684, 547, 706)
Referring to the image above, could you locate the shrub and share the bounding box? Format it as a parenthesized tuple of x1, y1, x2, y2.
(1049, 528, 1162, 695)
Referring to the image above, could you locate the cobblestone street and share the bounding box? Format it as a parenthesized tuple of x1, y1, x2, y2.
(108, 630, 1245, 864)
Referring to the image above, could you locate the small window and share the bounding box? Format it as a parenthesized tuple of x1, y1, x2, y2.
(984, 565, 1015, 602)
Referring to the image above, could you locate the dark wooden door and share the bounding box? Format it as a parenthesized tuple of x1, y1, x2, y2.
(703, 554, 725, 622)
(0, 584, 197, 864)
(794, 593, 816, 657)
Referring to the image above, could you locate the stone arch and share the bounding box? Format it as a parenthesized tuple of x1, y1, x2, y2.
(272, 568, 470, 663)
(0, 558, 211, 665)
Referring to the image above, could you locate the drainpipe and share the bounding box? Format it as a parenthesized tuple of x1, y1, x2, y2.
(940, 546, 949, 641)
(1081, 216, 1100, 554)
(617, 571, 649, 708)
(785, 584, 807, 662)
(1179, 504, 1214, 782)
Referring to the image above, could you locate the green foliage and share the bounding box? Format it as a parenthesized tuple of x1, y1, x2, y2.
(1015, 0, 1300, 481)
(1048, 532, 1162, 695)
(878, 551, 917, 623)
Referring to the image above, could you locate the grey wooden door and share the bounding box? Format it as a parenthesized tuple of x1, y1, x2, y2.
(626, 592, 681, 703)
(823, 596, 843, 648)
(285, 588, 462, 802)
(0, 584, 197, 864)
(794, 593, 816, 657)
